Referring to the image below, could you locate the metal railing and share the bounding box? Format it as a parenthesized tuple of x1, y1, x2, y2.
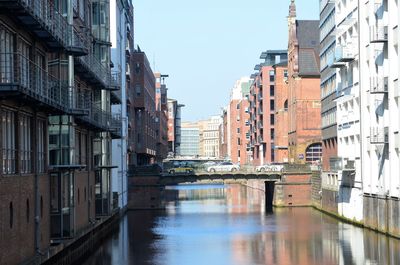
(0, 52, 74, 113)
(370, 127, 389, 144)
(67, 25, 89, 55)
(76, 53, 111, 88)
(370, 25, 388, 43)
(370, 76, 388, 94)
(335, 45, 355, 62)
(109, 71, 121, 90)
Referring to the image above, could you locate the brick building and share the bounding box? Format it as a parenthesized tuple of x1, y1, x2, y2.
(132, 48, 157, 165)
(249, 51, 287, 166)
(154, 73, 169, 163)
(273, 62, 289, 163)
(0, 0, 121, 264)
(227, 78, 252, 165)
(167, 98, 184, 157)
(287, 1, 322, 164)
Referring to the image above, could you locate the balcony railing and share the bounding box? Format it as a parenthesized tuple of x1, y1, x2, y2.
(335, 45, 355, 62)
(77, 103, 122, 139)
(370, 127, 389, 144)
(370, 77, 388, 94)
(109, 71, 121, 91)
(258, 108, 263, 115)
(370, 25, 388, 43)
(0, 0, 88, 55)
(67, 25, 90, 56)
(111, 89, 122, 105)
(0, 52, 78, 114)
(75, 53, 111, 89)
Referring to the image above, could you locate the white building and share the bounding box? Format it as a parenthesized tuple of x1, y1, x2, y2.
(110, 0, 133, 210)
(322, 0, 400, 233)
(203, 116, 223, 158)
(359, 0, 399, 232)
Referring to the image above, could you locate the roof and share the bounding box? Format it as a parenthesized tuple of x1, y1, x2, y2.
(296, 20, 320, 77)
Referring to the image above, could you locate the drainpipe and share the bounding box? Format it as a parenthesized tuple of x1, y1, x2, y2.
(34, 112, 40, 255)
(357, 0, 365, 216)
(67, 0, 76, 236)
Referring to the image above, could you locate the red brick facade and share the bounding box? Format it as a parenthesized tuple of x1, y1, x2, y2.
(274, 64, 289, 163)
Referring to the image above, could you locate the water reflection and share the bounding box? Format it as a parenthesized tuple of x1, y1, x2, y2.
(83, 184, 400, 265)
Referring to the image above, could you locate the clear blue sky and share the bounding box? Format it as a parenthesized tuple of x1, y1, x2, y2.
(131, 0, 319, 122)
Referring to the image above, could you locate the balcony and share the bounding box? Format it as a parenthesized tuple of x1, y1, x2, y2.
(76, 103, 122, 139)
(370, 77, 388, 94)
(0, 52, 83, 115)
(110, 89, 122, 105)
(370, 127, 389, 144)
(0, 0, 88, 55)
(370, 25, 388, 43)
(258, 92, 263, 101)
(67, 26, 89, 56)
(335, 45, 355, 62)
(109, 71, 121, 91)
(256, 79, 263, 88)
(257, 108, 263, 115)
(258, 122, 264, 129)
(75, 54, 111, 90)
(258, 135, 264, 143)
(329, 157, 355, 172)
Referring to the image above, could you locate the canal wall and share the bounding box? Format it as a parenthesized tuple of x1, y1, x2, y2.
(23, 212, 121, 265)
(127, 176, 165, 210)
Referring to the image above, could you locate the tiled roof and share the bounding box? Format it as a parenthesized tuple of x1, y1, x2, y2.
(296, 20, 320, 77)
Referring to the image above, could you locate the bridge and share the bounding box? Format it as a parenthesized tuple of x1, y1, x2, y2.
(159, 172, 282, 185)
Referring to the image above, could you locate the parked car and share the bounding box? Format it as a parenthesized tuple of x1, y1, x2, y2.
(168, 166, 194, 174)
(256, 163, 286, 172)
(207, 162, 240, 173)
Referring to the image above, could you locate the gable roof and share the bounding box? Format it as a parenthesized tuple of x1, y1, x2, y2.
(296, 20, 320, 77)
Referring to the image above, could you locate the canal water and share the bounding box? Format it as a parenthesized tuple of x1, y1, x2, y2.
(83, 184, 400, 265)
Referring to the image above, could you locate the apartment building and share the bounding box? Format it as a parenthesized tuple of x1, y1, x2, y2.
(287, 1, 322, 164)
(273, 62, 289, 163)
(0, 0, 121, 264)
(202, 116, 223, 158)
(155, 73, 169, 163)
(132, 48, 157, 165)
(250, 50, 288, 166)
(110, 0, 133, 210)
(181, 122, 200, 157)
(359, 0, 400, 233)
(167, 98, 184, 157)
(219, 109, 228, 159)
(227, 78, 252, 165)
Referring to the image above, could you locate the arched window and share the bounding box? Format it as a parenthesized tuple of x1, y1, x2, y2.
(306, 143, 322, 163)
(284, 100, 288, 110)
(9, 202, 13, 229)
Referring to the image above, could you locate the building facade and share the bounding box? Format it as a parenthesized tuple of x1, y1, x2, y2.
(132, 48, 157, 165)
(0, 0, 121, 264)
(287, 1, 322, 164)
(250, 51, 288, 166)
(273, 62, 289, 163)
(167, 98, 184, 157)
(227, 78, 252, 165)
(110, 0, 133, 210)
(180, 122, 200, 157)
(155, 73, 169, 163)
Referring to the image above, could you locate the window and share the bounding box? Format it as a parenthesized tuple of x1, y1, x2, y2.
(284, 100, 288, 110)
(79, 0, 85, 21)
(20, 114, 32, 174)
(284, 70, 288, 80)
(269, 70, 275, 82)
(270, 85, 275, 97)
(38, 120, 46, 173)
(270, 114, 275, 125)
(2, 109, 16, 174)
(135, 84, 141, 96)
(0, 25, 14, 82)
(270, 100, 275, 111)
(9, 202, 13, 229)
(26, 199, 30, 223)
(306, 143, 322, 163)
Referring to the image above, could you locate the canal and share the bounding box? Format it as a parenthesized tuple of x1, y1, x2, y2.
(83, 184, 400, 265)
